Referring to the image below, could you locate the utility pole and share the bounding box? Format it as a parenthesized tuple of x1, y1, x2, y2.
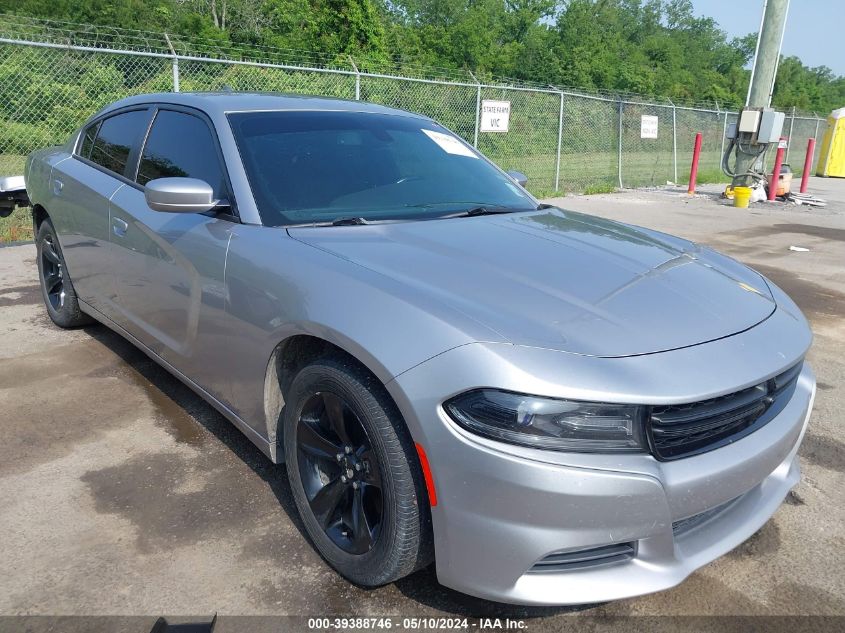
(732, 0, 790, 186)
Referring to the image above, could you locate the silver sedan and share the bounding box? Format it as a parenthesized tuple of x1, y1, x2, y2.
(21, 92, 814, 605)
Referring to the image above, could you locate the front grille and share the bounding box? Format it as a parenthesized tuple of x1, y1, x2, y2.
(649, 362, 803, 461)
(528, 543, 636, 573)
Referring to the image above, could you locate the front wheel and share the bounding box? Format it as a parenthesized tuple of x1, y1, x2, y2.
(283, 357, 432, 586)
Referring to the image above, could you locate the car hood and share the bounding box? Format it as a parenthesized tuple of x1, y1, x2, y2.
(288, 209, 776, 357)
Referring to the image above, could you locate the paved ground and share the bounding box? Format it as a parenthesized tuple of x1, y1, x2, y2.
(1, 177, 844, 624)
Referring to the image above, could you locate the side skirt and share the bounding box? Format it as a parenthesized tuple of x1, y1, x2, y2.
(78, 299, 277, 463)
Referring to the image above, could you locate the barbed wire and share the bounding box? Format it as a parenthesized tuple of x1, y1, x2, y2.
(0, 12, 821, 116)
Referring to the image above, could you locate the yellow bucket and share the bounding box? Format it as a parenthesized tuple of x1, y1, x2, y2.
(733, 186, 752, 208)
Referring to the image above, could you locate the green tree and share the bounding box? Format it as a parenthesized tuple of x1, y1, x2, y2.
(1, 0, 842, 111)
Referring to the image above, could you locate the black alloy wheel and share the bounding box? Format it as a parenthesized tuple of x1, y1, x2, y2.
(283, 357, 432, 586)
(296, 391, 383, 554)
(40, 232, 65, 311)
(36, 219, 91, 328)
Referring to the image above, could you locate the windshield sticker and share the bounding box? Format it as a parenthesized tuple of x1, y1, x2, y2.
(421, 129, 478, 158)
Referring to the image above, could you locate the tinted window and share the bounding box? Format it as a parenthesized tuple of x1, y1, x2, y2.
(89, 110, 149, 176)
(137, 110, 227, 198)
(78, 121, 100, 159)
(228, 111, 535, 227)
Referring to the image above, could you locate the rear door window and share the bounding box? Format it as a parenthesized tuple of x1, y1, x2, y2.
(88, 109, 149, 177)
(137, 109, 227, 199)
(78, 121, 100, 159)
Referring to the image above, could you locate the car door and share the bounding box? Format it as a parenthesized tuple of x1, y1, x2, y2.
(108, 105, 237, 406)
(50, 108, 151, 316)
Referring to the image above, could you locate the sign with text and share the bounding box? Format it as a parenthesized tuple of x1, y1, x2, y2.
(640, 115, 659, 139)
(481, 100, 511, 132)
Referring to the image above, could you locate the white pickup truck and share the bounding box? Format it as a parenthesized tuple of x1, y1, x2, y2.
(0, 175, 29, 218)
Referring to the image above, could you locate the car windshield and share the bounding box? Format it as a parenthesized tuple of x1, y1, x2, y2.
(227, 110, 537, 226)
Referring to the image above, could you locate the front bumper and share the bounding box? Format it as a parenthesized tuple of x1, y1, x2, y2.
(387, 328, 815, 605)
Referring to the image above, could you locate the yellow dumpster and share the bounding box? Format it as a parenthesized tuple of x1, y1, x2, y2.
(817, 107, 845, 177)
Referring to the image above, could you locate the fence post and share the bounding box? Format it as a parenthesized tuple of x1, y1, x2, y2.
(555, 92, 564, 192)
(470, 71, 481, 148)
(785, 105, 796, 162)
(348, 56, 360, 100)
(172, 57, 180, 93)
(164, 33, 179, 92)
(720, 110, 728, 165)
(617, 98, 624, 189)
(670, 99, 678, 184)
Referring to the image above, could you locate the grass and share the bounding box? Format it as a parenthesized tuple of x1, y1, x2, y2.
(0, 208, 33, 242)
(691, 167, 730, 185)
(582, 183, 618, 195)
(528, 186, 564, 199)
(492, 149, 730, 192)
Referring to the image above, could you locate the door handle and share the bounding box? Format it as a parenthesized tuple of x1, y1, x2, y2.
(52, 179, 63, 195)
(112, 217, 128, 237)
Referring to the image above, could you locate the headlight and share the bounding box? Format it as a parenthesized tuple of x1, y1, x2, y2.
(444, 389, 646, 453)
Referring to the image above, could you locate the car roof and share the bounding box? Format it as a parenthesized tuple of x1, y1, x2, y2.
(98, 91, 430, 120)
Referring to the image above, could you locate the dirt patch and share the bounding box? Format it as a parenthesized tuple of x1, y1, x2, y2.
(0, 338, 151, 476)
(800, 433, 845, 474)
(81, 338, 207, 447)
(724, 223, 845, 244)
(768, 224, 845, 243)
(727, 521, 781, 559)
(80, 451, 277, 552)
(0, 325, 219, 475)
(0, 283, 41, 307)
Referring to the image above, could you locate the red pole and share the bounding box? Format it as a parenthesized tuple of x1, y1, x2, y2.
(687, 132, 702, 194)
(800, 137, 816, 193)
(768, 137, 786, 201)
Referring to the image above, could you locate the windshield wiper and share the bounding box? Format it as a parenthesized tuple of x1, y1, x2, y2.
(285, 216, 372, 228)
(331, 216, 370, 226)
(438, 206, 529, 219)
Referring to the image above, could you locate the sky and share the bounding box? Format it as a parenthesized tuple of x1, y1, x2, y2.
(690, 0, 842, 75)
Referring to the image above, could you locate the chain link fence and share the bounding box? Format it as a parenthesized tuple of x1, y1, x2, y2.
(0, 16, 830, 199)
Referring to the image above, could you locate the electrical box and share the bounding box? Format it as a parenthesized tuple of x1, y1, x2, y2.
(757, 109, 785, 144)
(726, 122, 737, 139)
(738, 108, 761, 133)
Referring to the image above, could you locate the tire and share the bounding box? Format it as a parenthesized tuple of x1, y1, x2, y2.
(283, 356, 433, 586)
(36, 218, 92, 328)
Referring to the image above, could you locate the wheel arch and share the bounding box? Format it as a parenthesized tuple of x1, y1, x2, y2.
(262, 332, 401, 463)
(31, 203, 49, 233)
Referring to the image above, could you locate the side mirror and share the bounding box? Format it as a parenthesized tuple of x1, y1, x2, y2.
(506, 170, 528, 187)
(144, 177, 218, 213)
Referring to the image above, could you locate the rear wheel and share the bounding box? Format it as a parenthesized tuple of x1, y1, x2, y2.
(284, 357, 432, 586)
(36, 219, 91, 328)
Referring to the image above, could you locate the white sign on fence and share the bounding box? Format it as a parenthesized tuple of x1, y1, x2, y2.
(640, 115, 659, 139)
(481, 100, 511, 132)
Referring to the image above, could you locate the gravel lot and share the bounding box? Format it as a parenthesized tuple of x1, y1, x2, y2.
(1, 177, 843, 626)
